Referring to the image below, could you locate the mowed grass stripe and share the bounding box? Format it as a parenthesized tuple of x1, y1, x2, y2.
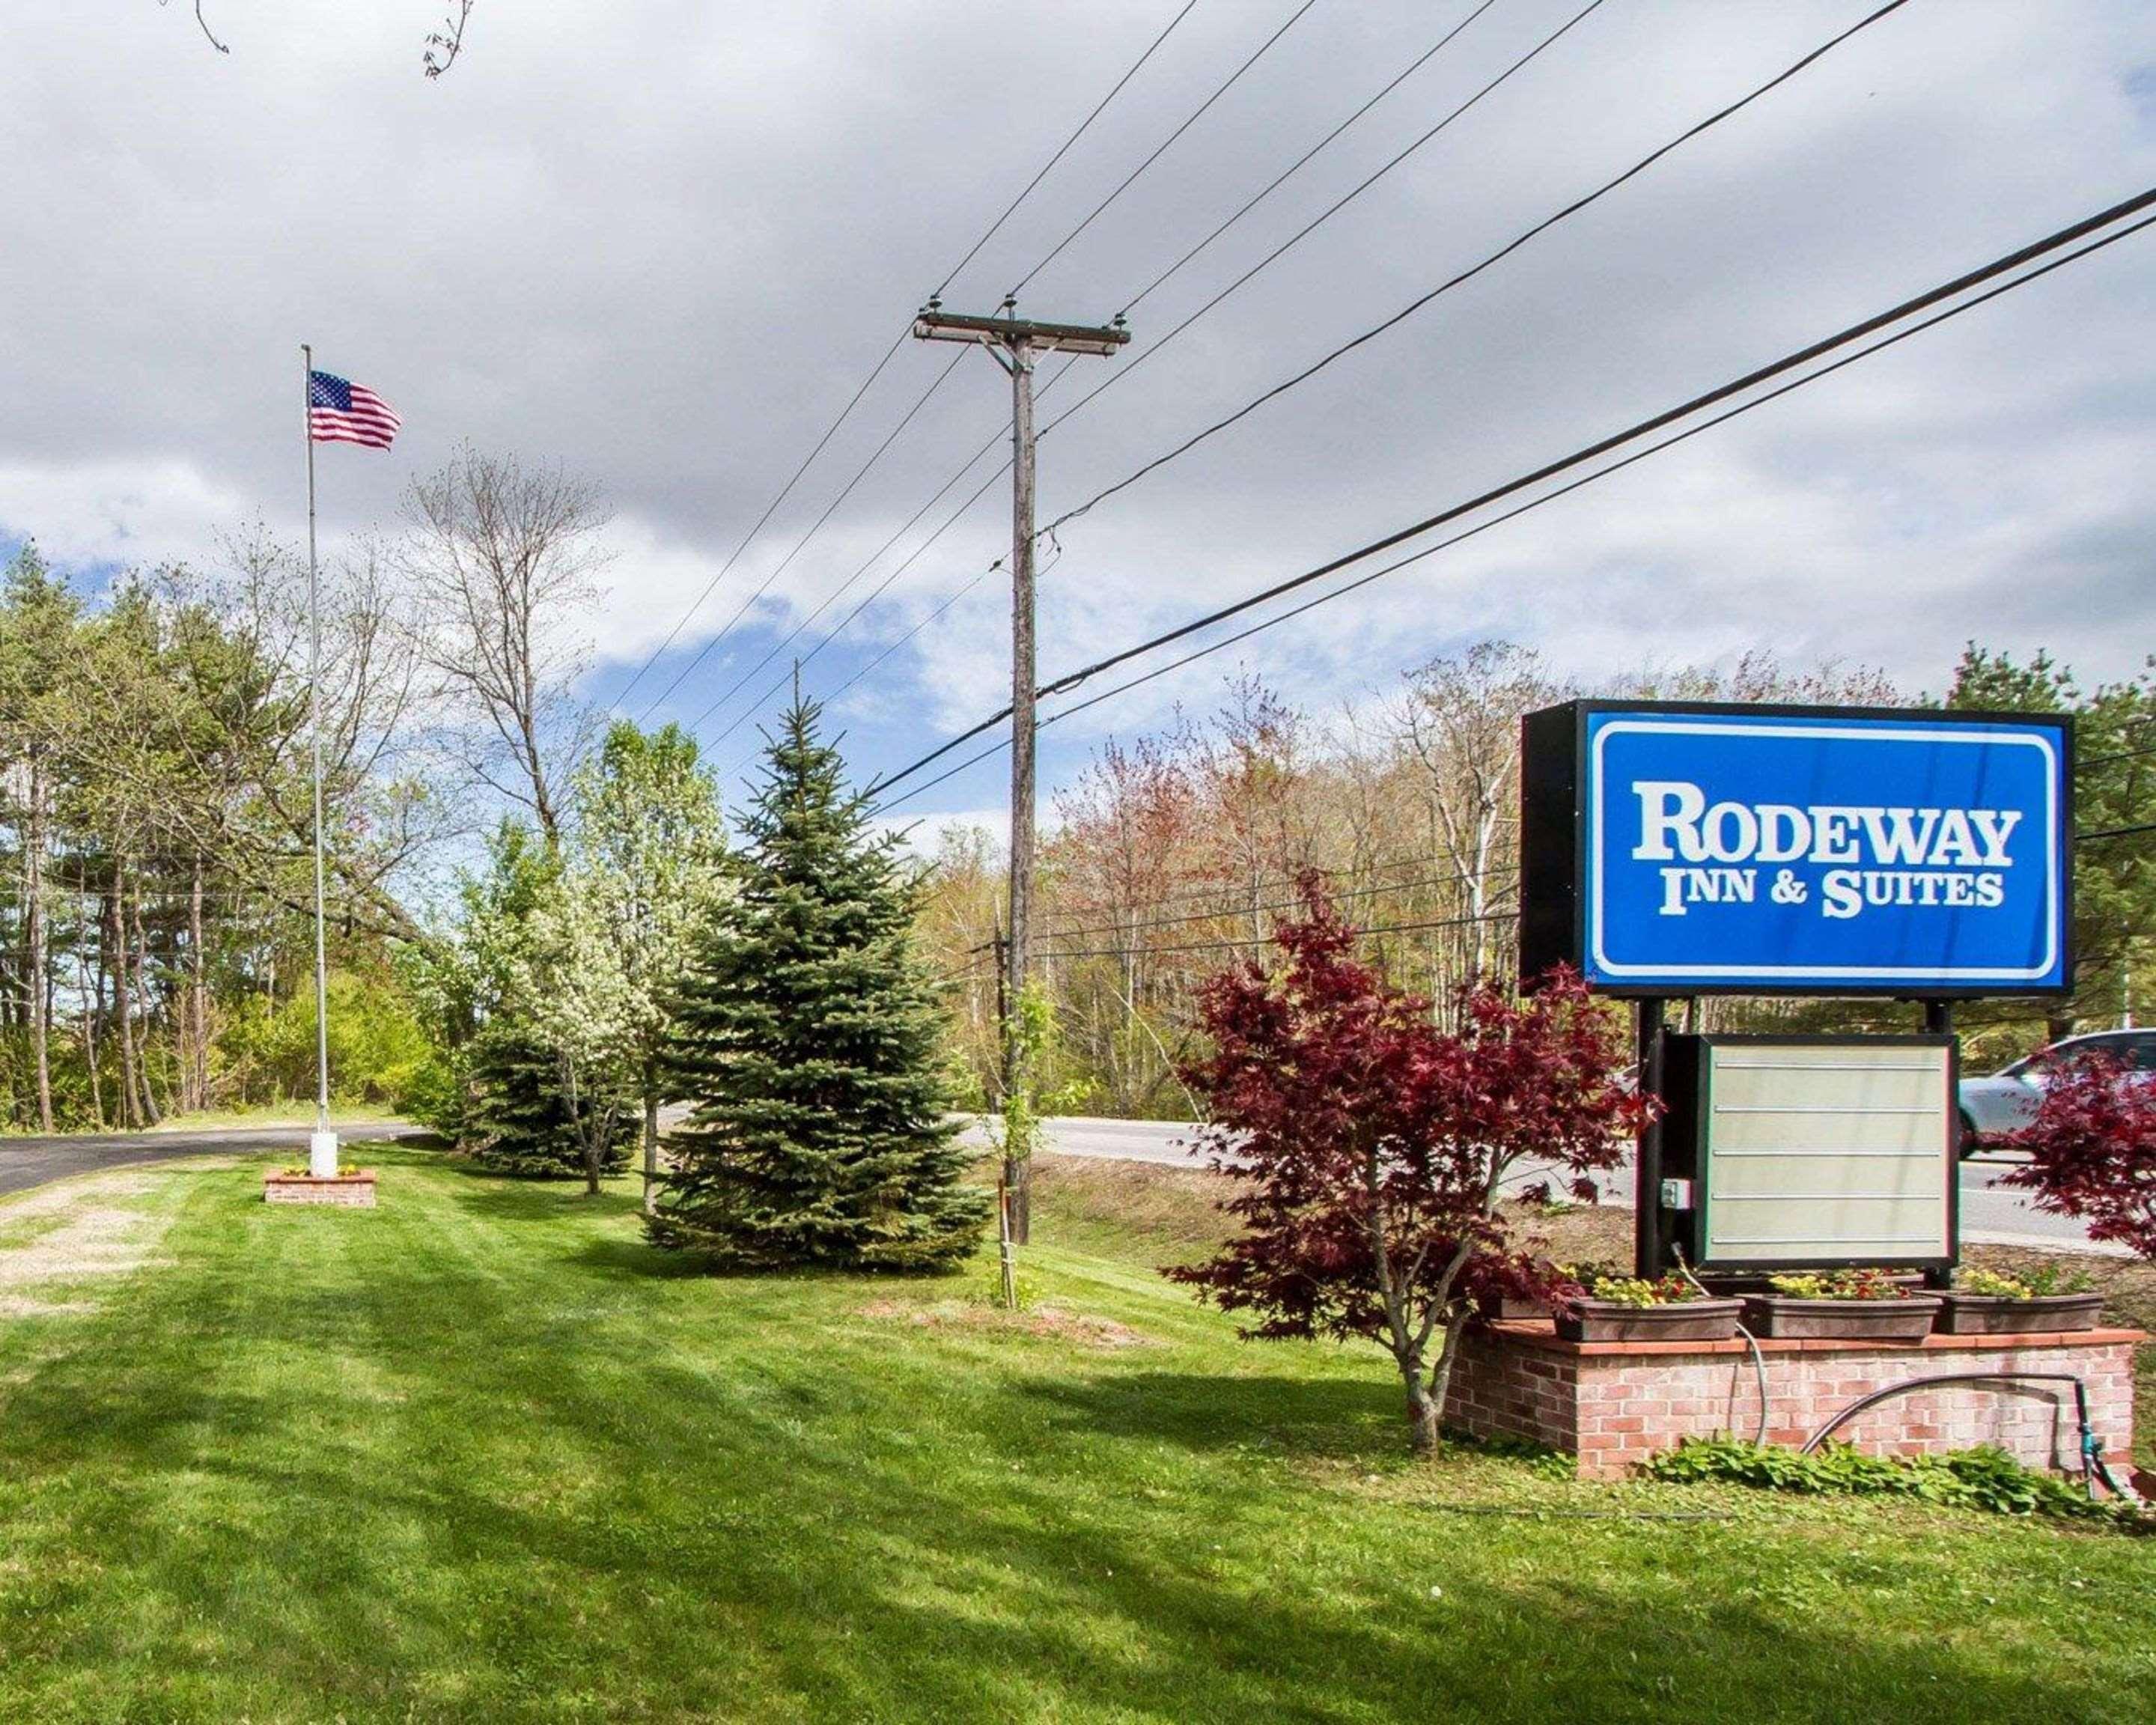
(0, 1146, 2148, 1723)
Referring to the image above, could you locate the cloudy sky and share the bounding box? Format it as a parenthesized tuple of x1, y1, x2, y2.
(4, 0, 2153, 831)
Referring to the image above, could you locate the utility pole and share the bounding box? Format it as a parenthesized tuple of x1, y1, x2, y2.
(913, 300, 1129, 1241)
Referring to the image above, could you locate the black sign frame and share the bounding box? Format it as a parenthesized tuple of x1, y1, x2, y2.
(1518, 698, 2076, 1000)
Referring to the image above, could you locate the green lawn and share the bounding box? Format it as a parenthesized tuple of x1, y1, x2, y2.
(0, 1147, 2150, 1723)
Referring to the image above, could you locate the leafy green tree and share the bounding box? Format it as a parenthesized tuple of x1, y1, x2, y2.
(655, 696, 985, 1270)
(0, 548, 82, 1131)
(1947, 645, 2155, 1040)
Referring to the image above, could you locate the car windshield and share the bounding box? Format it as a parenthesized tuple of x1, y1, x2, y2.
(1997, 1037, 2138, 1080)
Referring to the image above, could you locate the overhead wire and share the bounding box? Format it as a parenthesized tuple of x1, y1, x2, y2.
(607, 326, 910, 711)
(1029, 198, 2156, 733)
(625, 0, 1198, 715)
(1033, 0, 1912, 532)
(636, 344, 972, 718)
(1038, 863, 1521, 943)
(761, 0, 1893, 758)
(709, 0, 1547, 750)
(1115, 0, 1505, 317)
(1038, 0, 1609, 442)
(1005, 0, 1321, 300)
(861, 185, 2156, 805)
(694, 0, 1323, 745)
(932, 0, 1202, 302)
(1045, 848, 1514, 922)
(1037, 909, 1512, 962)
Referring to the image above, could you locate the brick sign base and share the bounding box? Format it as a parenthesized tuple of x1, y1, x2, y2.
(1447, 1320, 2141, 1480)
(263, 1170, 378, 1208)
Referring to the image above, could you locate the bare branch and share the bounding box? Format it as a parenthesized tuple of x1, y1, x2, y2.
(161, 0, 231, 55)
(424, 1, 475, 79)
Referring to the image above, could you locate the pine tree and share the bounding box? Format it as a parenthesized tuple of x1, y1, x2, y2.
(654, 696, 986, 1270)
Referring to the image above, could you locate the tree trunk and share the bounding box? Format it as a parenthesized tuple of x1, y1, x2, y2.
(106, 889, 138, 1130)
(1422, 1312, 1471, 1451)
(188, 854, 208, 1113)
(641, 1056, 660, 1217)
(129, 879, 161, 1127)
(564, 1056, 601, 1197)
(79, 901, 106, 1131)
(24, 758, 53, 1133)
(1397, 1345, 1440, 1456)
(1002, 1154, 1031, 1245)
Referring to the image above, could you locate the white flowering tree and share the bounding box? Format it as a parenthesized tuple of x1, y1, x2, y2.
(511, 877, 639, 1196)
(567, 722, 730, 1211)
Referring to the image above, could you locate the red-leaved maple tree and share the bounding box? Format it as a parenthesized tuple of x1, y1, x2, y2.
(2005, 1054, 2156, 1259)
(1168, 881, 1651, 1455)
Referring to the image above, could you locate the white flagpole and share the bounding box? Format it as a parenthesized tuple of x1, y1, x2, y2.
(302, 344, 338, 1178)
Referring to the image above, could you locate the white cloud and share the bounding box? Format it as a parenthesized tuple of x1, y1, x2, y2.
(3, 0, 2152, 827)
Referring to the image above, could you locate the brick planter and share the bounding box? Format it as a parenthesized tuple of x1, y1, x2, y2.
(264, 1169, 377, 1208)
(1446, 1319, 2141, 1479)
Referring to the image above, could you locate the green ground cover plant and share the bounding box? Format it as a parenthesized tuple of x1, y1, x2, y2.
(0, 1146, 2150, 1723)
(1643, 1438, 2142, 1527)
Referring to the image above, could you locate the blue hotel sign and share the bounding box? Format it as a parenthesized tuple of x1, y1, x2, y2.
(1520, 702, 2073, 997)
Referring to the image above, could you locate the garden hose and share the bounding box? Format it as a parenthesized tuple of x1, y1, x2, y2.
(1797, 1371, 2132, 1500)
(1671, 1245, 1770, 1446)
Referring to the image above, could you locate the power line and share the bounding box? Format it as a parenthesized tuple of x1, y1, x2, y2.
(620, 4, 1198, 714)
(2079, 821, 2156, 844)
(608, 326, 911, 711)
(863, 185, 2156, 803)
(1006, 0, 1320, 300)
(932, 0, 1202, 302)
(1037, 0, 1607, 445)
(702, 0, 1540, 750)
(1039, 864, 1521, 943)
(1035, 0, 1911, 534)
(1116, 0, 1505, 317)
(805, 0, 1892, 764)
(639, 345, 972, 718)
(1045, 848, 1513, 922)
(2077, 740, 2156, 770)
(1038, 908, 1511, 962)
(1034, 202, 2156, 733)
(711, 0, 1535, 746)
(692, 426, 1016, 740)
(740, 0, 1598, 764)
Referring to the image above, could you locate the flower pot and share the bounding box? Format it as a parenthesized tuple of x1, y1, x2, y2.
(1936, 1292, 2103, 1335)
(1555, 1297, 1745, 1344)
(1740, 1294, 1941, 1342)
(1476, 1289, 1555, 1323)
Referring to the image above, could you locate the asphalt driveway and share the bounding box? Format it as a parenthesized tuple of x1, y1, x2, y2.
(0, 1122, 430, 1199)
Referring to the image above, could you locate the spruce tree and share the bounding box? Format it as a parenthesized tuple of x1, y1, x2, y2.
(654, 696, 985, 1270)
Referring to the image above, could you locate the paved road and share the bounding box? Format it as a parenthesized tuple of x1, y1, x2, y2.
(0, 1121, 429, 1199)
(8, 1115, 2110, 1253)
(978, 1115, 2116, 1255)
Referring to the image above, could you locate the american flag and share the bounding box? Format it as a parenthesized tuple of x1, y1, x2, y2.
(307, 369, 401, 449)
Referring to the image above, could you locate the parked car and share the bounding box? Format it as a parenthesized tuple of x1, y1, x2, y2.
(1957, 1028, 2156, 1152)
